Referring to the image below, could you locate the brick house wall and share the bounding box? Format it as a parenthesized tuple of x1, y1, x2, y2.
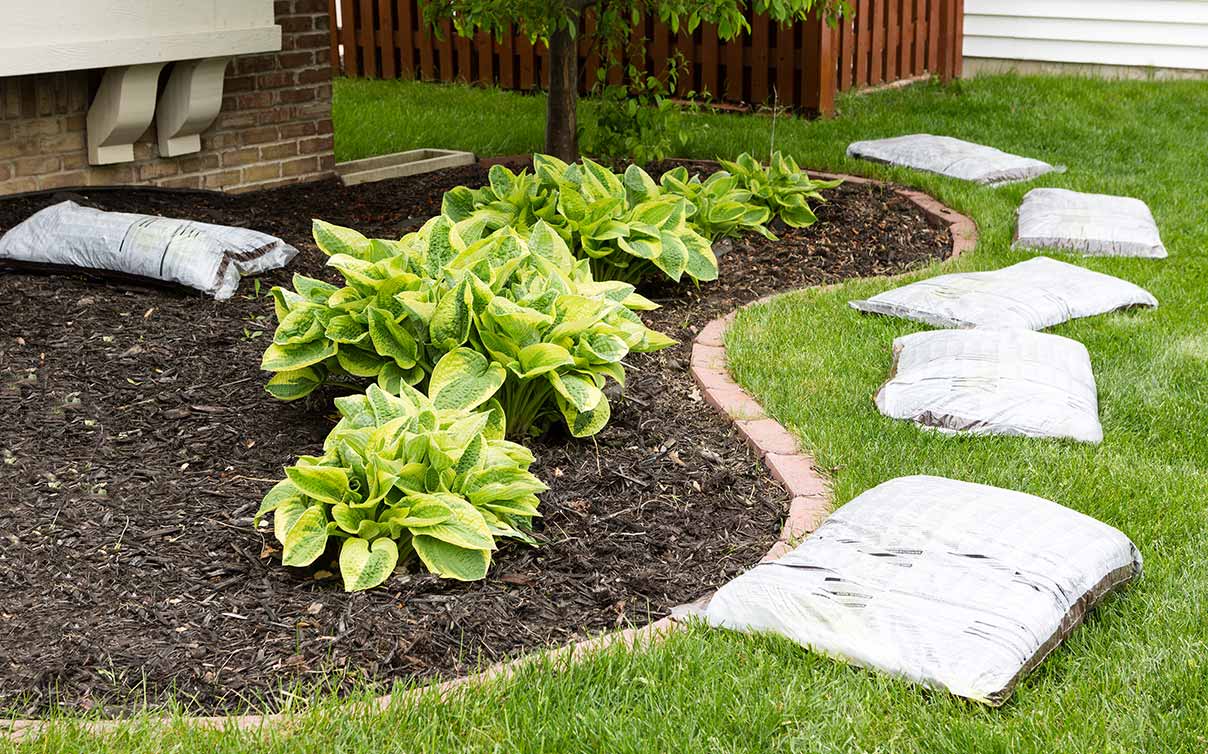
(0, 0, 334, 197)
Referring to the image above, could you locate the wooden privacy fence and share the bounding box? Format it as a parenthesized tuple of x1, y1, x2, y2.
(329, 1, 964, 116)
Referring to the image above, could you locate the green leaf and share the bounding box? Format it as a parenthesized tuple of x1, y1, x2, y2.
(281, 504, 329, 567)
(261, 339, 336, 372)
(265, 366, 324, 401)
(293, 274, 339, 303)
(285, 465, 352, 505)
(429, 278, 473, 351)
(325, 314, 369, 345)
(682, 232, 720, 282)
(256, 478, 301, 522)
(623, 164, 660, 203)
(313, 219, 371, 259)
(367, 307, 419, 368)
(412, 535, 490, 581)
(465, 466, 549, 506)
(274, 498, 309, 545)
(391, 493, 454, 527)
(339, 537, 399, 591)
(336, 345, 387, 377)
(548, 371, 604, 412)
(514, 343, 574, 379)
(408, 494, 494, 551)
(428, 348, 506, 412)
(273, 305, 324, 345)
(331, 502, 372, 534)
(425, 216, 459, 279)
(557, 393, 611, 438)
(442, 186, 477, 221)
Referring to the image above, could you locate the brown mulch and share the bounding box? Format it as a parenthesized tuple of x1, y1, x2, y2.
(0, 160, 950, 716)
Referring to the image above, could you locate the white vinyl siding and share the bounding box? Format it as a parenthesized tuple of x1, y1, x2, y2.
(964, 0, 1208, 70)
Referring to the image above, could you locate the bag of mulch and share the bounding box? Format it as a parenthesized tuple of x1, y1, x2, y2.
(0, 200, 297, 300)
(875, 328, 1103, 443)
(1014, 188, 1167, 259)
(849, 257, 1157, 330)
(698, 475, 1141, 705)
(846, 134, 1060, 186)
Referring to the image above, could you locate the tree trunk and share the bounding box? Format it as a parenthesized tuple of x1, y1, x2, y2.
(544, 26, 579, 161)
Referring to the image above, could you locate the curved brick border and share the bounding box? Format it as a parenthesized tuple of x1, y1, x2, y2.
(4, 170, 976, 743)
(692, 170, 977, 562)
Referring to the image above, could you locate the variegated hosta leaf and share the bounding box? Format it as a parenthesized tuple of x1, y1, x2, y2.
(280, 504, 329, 567)
(265, 366, 324, 402)
(556, 392, 611, 439)
(412, 535, 490, 581)
(339, 537, 399, 591)
(286, 465, 353, 505)
(366, 307, 418, 368)
(336, 345, 387, 378)
(261, 338, 337, 372)
(313, 219, 372, 259)
(429, 277, 473, 351)
(256, 478, 301, 521)
(429, 348, 506, 412)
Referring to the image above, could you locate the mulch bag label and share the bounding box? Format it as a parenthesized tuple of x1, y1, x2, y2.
(849, 257, 1157, 330)
(1014, 188, 1167, 259)
(0, 200, 297, 299)
(846, 134, 1061, 186)
(876, 328, 1103, 444)
(700, 475, 1141, 705)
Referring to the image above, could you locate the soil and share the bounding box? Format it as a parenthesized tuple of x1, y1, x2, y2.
(0, 160, 950, 717)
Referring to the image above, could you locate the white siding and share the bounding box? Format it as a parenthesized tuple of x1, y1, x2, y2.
(0, 0, 281, 77)
(964, 0, 1208, 70)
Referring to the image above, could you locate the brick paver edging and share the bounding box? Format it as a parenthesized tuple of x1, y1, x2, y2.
(692, 169, 977, 560)
(4, 170, 976, 743)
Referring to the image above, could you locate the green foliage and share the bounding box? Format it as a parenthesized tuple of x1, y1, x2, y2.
(585, 57, 693, 166)
(657, 166, 774, 241)
(256, 376, 546, 589)
(718, 151, 843, 229)
(422, 1, 845, 54)
(444, 156, 719, 284)
(262, 217, 673, 437)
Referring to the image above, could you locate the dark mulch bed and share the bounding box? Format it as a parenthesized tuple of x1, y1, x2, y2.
(0, 160, 949, 717)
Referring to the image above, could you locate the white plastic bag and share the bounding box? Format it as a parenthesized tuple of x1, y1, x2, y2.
(846, 134, 1060, 186)
(875, 328, 1102, 443)
(701, 475, 1141, 705)
(0, 200, 297, 300)
(1014, 188, 1167, 259)
(850, 257, 1157, 330)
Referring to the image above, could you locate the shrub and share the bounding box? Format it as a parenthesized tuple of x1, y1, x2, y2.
(717, 151, 843, 229)
(443, 156, 720, 285)
(255, 373, 546, 589)
(584, 57, 692, 166)
(261, 217, 675, 438)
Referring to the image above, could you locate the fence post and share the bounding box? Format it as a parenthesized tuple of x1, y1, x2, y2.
(938, 0, 962, 82)
(952, 0, 965, 79)
(328, 0, 341, 74)
(801, 12, 838, 117)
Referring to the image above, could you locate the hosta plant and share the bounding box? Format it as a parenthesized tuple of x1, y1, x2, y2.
(656, 166, 774, 241)
(717, 151, 843, 229)
(255, 371, 547, 590)
(261, 216, 675, 438)
(443, 155, 719, 285)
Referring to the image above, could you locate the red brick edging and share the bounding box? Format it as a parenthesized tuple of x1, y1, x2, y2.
(691, 170, 977, 559)
(3, 171, 976, 743)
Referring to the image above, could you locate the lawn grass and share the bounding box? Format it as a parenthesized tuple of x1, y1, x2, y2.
(14, 75, 1208, 752)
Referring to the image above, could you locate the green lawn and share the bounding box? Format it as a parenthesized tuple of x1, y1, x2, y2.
(18, 75, 1208, 753)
